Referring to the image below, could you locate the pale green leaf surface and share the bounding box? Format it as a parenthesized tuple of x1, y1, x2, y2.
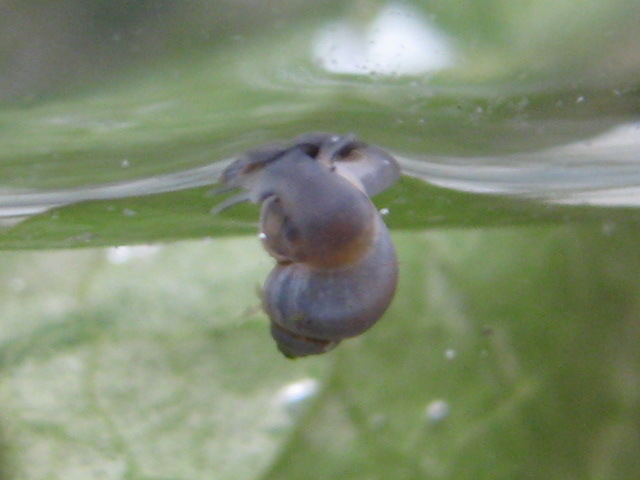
(0, 228, 639, 479)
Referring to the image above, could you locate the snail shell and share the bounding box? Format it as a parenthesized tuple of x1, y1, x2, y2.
(213, 133, 399, 358)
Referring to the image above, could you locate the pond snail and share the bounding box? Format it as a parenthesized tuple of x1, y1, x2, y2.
(212, 133, 400, 358)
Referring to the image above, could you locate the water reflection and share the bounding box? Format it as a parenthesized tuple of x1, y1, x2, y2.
(0, 161, 230, 227)
(1, 122, 640, 230)
(314, 3, 456, 76)
(400, 122, 640, 206)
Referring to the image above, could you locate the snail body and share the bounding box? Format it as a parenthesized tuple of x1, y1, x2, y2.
(213, 134, 399, 357)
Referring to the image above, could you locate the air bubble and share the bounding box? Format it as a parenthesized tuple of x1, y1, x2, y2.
(444, 348, 456, 360)
(107, 246, 161, 264)
(425, 399, 450, 423)
(275, 378, 319, 417)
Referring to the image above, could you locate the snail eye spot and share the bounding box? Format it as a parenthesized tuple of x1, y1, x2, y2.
(285, 225, 300, 243)
(297, 143, 321, 159)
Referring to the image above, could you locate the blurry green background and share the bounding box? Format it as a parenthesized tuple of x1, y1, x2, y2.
(0, 0, 639, 479)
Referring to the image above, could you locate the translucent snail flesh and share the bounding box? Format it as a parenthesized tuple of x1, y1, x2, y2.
(212, 133, 400, 358)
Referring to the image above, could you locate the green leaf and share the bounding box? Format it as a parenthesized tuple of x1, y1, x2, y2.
(264, 227, 640, 480)
(2, 227, 639, 479)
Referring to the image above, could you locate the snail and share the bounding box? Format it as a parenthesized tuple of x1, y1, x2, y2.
(212, 133, 399, 358)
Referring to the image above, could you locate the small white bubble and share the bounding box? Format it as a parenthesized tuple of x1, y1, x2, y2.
(444, 348, 457, 360)
(258, 232, 267, 240)
(268, 378, 321, 432)
(275, 378, 319, 417)
(121, 159, 130, 168)
(379, 207, 390, 216)
(425, 399, 450, 423)
(577, 96, 585, 103)
(107, 245, 161, 264)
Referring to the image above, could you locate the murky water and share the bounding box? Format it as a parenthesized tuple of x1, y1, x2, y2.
(1, 3, 640, 479)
